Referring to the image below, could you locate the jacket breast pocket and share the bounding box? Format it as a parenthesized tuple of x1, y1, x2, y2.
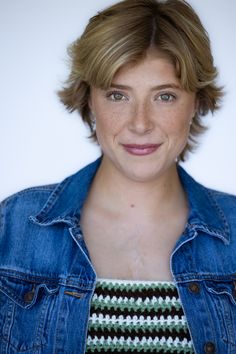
(0, 274, 59, 352)
(205, 280, 236, 347)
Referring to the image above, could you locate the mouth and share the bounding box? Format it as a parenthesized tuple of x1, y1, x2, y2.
(122, 143, 161, 156)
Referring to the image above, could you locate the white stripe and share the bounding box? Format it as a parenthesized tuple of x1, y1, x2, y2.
(90, 313, 187, 326)
(97, 278, 174, 286)
(92, 294, 180, 305)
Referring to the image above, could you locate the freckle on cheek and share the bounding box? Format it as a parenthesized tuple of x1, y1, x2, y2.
(130, 204, 135, 208)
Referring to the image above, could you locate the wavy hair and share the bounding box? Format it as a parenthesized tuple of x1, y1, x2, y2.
(58, 0, 223, 160)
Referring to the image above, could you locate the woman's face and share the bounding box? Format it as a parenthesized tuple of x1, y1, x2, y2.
(89, 49, 197, 183)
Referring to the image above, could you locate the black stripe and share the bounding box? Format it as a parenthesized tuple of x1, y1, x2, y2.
(95, 285, 179, 300)
(89, 304, 184, 318)
(89, 325, 191, 341)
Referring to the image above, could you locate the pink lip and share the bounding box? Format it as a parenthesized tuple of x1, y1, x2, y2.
(122, 144, 161, 156)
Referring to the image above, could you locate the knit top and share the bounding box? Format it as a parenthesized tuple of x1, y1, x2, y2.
(86, 278, 194, 353)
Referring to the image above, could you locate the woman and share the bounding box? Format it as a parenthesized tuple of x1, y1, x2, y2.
(0, 0, 235, 353)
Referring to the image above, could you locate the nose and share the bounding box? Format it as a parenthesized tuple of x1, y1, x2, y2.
(128, 101, 154, 135)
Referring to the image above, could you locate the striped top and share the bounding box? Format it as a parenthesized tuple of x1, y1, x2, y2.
(86, 279, 194, 353)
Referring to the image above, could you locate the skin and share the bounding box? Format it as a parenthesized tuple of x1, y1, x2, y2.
(89, 49, 197, 185)
(81, 49, 198, 281)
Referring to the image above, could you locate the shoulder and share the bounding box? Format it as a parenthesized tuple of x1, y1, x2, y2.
(179, 165, 236, 217)
(198, 184, 236, 241)
(205, 187, 236, 223)
(0, 158, 102, 229)
(178, 166, 236, 243)
(206, 186, 236, 211)
(0, 184, 57, 225)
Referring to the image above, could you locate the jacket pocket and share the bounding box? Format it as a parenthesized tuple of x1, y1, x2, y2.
(0, 274, 59, 352)
(205, 280, 236, 347)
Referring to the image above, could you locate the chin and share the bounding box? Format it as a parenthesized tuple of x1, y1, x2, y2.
(118, 156, 178, 183)
(121, 166, 164, 183)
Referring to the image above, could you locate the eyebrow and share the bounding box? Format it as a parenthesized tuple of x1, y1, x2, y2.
(109, 83, 182, 91)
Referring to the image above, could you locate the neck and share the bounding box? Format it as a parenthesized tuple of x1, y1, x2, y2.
(87, 157, 187, 218)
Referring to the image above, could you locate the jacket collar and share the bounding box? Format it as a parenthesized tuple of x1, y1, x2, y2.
(31, 158, 230, 244)
(178, 166, 230, 244)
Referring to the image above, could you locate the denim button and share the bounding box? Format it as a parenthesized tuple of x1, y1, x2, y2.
(24, 290, 34, 303)
(204, 342, 215, 353)
(188, 282, 200, 294)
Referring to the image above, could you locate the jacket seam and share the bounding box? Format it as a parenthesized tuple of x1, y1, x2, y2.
(175, 274, 236, 282)
(206, 189, 230, 235)
(0, 269, 95, 290)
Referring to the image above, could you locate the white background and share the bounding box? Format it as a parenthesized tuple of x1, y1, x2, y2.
(0, 0, 236, 201)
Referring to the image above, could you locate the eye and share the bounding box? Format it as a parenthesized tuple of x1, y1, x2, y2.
(158, 93, 176, 102)
(106, 91, 127, 101)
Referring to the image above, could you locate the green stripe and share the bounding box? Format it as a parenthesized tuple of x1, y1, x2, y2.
(88, 320, 189, 334)
(96, 281, 176, 292)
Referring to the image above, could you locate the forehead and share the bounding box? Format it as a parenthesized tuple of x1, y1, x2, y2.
(111, 48, 179, 86)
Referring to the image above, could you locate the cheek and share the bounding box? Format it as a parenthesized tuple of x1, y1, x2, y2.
(95, 114, 124, 147)
(162, 108, 192, 141)
(96, 107, 128, 135)
(162, 116, 189, 132)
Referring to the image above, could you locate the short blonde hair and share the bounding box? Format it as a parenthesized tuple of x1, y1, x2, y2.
(58, 0, 223, 160)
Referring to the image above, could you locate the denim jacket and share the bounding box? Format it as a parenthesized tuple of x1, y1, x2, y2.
(1, 158, 236, 354)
